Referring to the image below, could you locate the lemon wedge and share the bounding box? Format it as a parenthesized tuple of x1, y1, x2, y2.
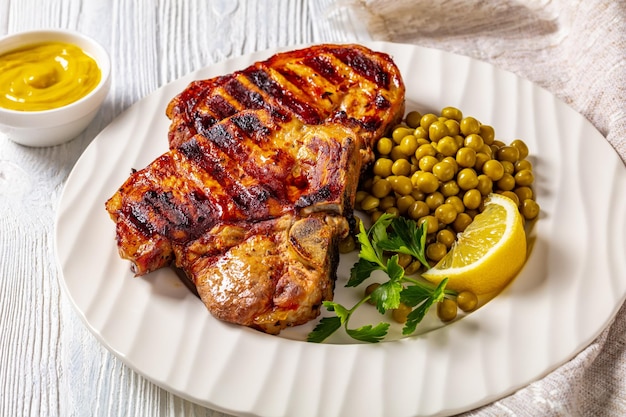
(422, 193, 527, 295)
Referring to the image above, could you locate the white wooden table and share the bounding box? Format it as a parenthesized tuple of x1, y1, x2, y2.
(2, 1, 624, 416)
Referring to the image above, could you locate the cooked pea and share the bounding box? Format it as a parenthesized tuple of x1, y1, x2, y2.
(437, 298, 458, 322)
(463, 189, 482, 210)
(405, 111, 422, 128)
(392, 302, 413, 323)
(464, 133, 484, 151)
(457, 291, 478, 312)
(429, 120, 449, 142)
(474, 152, 491, 171)
(521, 199, 540, 220)
(496, 145, 520, 163)
(413, 171, 439, 193)
(390, 145, 408, 161)
(396, 195, 416, 214)
(414, 143, 437, 160)
(510, 139, 529, 159)
(371, 178, 392, 198)
(457, 168, 479, 190)
(453, 212, 472, 233)
(410, 188, 426, 201)
(445, 195, 465, 213)
(479, 124, 495, 145)
(392, 158, 412, 176)
(365, 282, 380, 304)
(379, 195, 396, 210)
(370, 210, 384, 223)
(408, 200, 430, 220)
(432, 161, 455, 181)
(437, 228, 456, 248)
(420, 113, 439, 130)
(426, 242, 448, 261)
(514, 169, 534, 187)
(482, 159, 505, 181)
(514, 186, 534, 202)
(397, 253, 413, 268)
(496, 173, 516, 191)
(441, 156, 459, 174)
(440, 180, 460, 197)
(373, 158, 393, 177)
(441, 106, 462, 121)
(414, 126, 429, 139)
(476, 174, 493, 196)
(454, 134, 465, 149)
(404, 260, 422, 275)
(376, 137, 393, 155)
(479, 143, 493, 157)
(418, 155, 439, 172)
(391, 175, 413, 195)
(361, 195, 380, 211)
(436, 135, 459, 157)
(515, 159, 533, 172)
(456, 146, 477, 168)
(392, 126, 414, 144)
(425, 191, 445, 211)
(418, 215, 439, 234)
(444, 119, 460, 136)
(355, 190, 368, 205)
(435, 203, 457, 224)
(338, 235, 356, 253)
(501, 160, 515, 175)
(385, 207, 400, 217)
(460, 116, 481, 136)
(399, 135, 419, 156)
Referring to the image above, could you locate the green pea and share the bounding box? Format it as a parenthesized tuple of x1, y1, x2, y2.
(457, 168, 479, 190)
(361, 195, 380, 211)
(514, 169, 534, 187)
(372, 158, 393, 177)
(460, 116, 481, 136)
(456, 146, 477, 168)
(482, 159, 504, 181)
(399, 135, 419, 156)
(371, 178, 392, 198)
(435, 203, 457, 225)
(405, 111, 422, 128)
(432, 161, 455, 182)
(376, 137, 394, 155)
(441, 106, 463, 121)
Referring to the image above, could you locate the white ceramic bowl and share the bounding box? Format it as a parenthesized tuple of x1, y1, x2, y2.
(0, 29, 111, 147)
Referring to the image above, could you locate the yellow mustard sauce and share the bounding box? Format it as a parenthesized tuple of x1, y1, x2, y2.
(0, 41, 101, 111)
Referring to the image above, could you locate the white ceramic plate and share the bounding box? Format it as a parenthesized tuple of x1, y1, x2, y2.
(55, 41, 626, 417)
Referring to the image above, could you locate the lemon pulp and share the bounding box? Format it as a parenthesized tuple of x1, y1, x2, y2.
(422, 193, 527, 295)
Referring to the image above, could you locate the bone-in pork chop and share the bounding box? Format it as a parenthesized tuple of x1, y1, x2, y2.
(105, 44, 405, 334)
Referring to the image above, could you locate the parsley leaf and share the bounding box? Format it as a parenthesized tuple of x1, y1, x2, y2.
(307, 316, 341, 343)
(307, 215, 452, 344)
(377, 216, 430, 268)
(346, 322, 390, 343)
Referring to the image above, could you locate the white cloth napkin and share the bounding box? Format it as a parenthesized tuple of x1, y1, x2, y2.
(311, 0, 626, 415)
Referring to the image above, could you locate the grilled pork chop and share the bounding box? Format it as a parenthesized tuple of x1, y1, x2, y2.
(166, 43, 405, 155)
(106, 44, 405, 334)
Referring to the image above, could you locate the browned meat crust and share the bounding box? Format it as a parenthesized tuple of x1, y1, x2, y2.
(106, 44, 405, 334)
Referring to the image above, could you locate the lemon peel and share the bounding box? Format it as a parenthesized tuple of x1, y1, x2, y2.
(422, 193, 527, 295)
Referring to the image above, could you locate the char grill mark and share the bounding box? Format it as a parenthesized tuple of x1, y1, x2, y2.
(329, 47, 390, 89)
(245, 68, 322, 125)
(302, 54, 346, 86)
(178, 137, 280, 220)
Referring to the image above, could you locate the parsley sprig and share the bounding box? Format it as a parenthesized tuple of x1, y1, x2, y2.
(307, 213, 450, 343)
